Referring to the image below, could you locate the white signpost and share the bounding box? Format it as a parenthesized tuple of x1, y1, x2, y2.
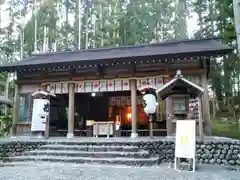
(31, 99, 50, 132)
(174, 120, 196, 172)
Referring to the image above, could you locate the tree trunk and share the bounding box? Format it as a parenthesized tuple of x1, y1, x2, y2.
(65, 0, 69, 49)
(85, 0, 89, 49)
(175, 0, 187, 40)
(212, 93, 216, 119)
(100, 3, 103, 47)
(4, 73, 9, 115)
(76, 0, 82, 49)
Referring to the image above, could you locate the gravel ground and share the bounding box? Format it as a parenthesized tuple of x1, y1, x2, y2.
(0, 163, 239, 180)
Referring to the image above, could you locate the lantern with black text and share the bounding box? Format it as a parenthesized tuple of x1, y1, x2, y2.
(142, 93, 157, 115)
(31, 99, 50, 132)
(140, 87, 157, 115)
(140, 86, 157, 138)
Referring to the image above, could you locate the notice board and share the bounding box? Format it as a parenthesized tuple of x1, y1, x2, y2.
(175, 120, 196, 159)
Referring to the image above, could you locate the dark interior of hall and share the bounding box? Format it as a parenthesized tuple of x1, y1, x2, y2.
(48, 91, 166, 136)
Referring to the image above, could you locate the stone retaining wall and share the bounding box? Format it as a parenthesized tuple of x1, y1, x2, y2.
(0, 141, 46, 160)
(0, 140, 239, 166)
(137, 140, 240, 166)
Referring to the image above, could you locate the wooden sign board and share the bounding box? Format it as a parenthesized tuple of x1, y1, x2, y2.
(174, 120, 196, 172)
(93, 122, 114, 137)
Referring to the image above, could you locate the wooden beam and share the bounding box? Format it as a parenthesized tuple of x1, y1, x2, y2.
(19, 72, 43, 78)
(75, 68, 96, 74)
(96, 65, 105, 77)
(19, 60, 200, 80)
(129, 63, 136, 76)
(17, 76, 71, 84)
(170, 69, 206, 75)
(105, 69, 129, 75)
(136, 65, 198, 73)
(71, 76, 86, 81)
(136, 59, 198, 68)
(135, 72, 162, 77)
(85, 75, 99, 80)
(104, 75, 117, 79)
(69, 68, 75, 80)
(17, 67, 206, 84)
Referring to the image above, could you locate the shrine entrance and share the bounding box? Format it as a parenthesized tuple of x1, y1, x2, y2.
(45, 76, 167, 138)
(48, 90, 168, 137)
(48, 91, 150, 137)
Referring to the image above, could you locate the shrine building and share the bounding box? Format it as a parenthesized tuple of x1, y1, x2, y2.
(0, 38, 232, 138)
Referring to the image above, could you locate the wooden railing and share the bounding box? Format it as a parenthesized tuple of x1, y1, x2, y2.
(56, 129, 167, 137)
(117, 129, 167, 137)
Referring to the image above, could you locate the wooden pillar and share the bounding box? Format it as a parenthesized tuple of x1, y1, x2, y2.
(201, 73, 211, 135)
(42, 85, 50, 139)
(166, 73, 173, 136)
(166, 97, 172, 136)
(130, 79, 138, 138)
(198, 96, 204, 141)
(11, 83, 20, 136)
(67, 83, 75, 138)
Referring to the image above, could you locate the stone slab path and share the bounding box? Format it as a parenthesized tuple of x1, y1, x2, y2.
(0, 162, 239, 180)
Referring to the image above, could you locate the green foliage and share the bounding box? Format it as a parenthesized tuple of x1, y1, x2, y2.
(193, 0, 240, 119)
(0, 115, 13, 137)
(15, 0, 190, 51)
(212, 119, 240, 140)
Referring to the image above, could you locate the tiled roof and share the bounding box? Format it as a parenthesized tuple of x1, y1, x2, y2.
(0, 38, 232, 72)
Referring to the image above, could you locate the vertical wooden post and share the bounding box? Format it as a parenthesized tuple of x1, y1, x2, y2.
(198, 96, 204, 141)
(45, 89, 50, 139)
(67, 83, 75, 138)
(166, 74, 172, 136)
(44, 115, 49, 139)
(96, 123, 99, 138)
(149, 115, 153, 138)
(107, 121, 110, 138)
(130, 79, 138, 138)
(166, 97, 172, 136)
(12, 82, 20, 136)
(201, 73, 211, 135)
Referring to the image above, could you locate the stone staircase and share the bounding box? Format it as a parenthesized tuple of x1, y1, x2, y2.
(4, 142, 159, 166)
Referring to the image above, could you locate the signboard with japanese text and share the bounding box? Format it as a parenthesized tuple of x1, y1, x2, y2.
(175, 120, 196, 159)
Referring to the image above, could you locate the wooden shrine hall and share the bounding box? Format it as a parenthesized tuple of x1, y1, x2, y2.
(0, 38, 232, 138)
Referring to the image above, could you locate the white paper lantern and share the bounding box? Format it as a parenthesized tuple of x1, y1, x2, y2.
(142, 94, 157, 114)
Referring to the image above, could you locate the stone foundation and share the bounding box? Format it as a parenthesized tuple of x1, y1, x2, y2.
(137, 140, 240, 166)
(0, 139, 239, 166)
(0, 141, 46, 160)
